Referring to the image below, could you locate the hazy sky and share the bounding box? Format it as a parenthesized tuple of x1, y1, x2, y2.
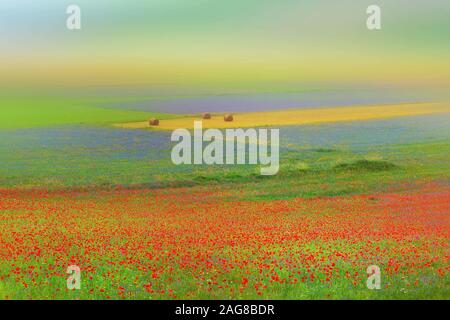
(1, 0, 449, 88)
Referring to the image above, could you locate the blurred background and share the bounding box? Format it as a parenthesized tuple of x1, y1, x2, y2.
(0, 0, 449, 94)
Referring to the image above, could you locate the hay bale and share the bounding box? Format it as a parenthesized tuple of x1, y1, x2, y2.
(224, 114, 234, 122)
(202, 113, 212, 120)
(149, 118, 160, 126)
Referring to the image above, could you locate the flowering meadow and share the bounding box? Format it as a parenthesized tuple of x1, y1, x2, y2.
(1, 182, 448, 299)
(1, 0, 449, 301)
(0, 96, 449, 299)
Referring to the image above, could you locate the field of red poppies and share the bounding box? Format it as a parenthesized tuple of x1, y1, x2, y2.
(1, 182, 448, 299)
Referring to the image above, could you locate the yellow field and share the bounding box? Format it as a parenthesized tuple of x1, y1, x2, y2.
(115, 102, 450, 130)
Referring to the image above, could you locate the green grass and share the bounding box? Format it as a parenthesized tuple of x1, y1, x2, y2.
(333, 160, 398, 172)
(0, 136, 448, 201)
(0, 96, 176, 129)
(172, 140, 449, 201)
